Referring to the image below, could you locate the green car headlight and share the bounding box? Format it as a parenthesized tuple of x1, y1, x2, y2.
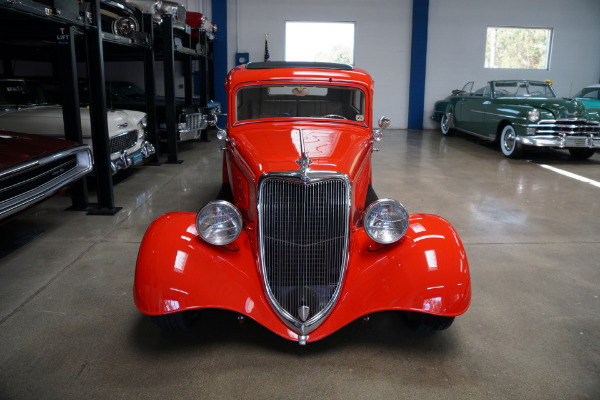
(528, 109, 540, 122)
(196, 201, 243, 245)
(363, 199, 409, 244)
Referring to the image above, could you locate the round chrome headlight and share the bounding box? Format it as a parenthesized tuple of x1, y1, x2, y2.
(528, 109, 540, 122)
(363, 199, 409, 244)
(113, 17, 138, 37)
(196, 201, 243, 245)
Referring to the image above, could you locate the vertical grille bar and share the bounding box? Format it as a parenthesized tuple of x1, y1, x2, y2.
(259, 177, 349, 327)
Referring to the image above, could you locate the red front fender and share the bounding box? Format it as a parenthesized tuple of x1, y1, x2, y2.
(134, 212, 470, 343)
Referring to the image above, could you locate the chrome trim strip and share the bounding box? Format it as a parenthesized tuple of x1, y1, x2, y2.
(0, 161, 39, 180)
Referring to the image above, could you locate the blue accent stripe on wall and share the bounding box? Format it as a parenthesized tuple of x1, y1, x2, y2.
(408, 0, 429, 130)
(212, 0, 228, 120)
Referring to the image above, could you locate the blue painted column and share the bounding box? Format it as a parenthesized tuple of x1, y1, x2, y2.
(407, 0, 429, 130)
(212, 0, 228, 122)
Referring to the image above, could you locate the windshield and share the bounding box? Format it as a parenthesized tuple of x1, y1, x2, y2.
(574, 87, 600, 100)
(235, 84, 367, 125)
(492, 81, 556, 98)
(0, 80, 57, 108)
(107, 81, 145, 101)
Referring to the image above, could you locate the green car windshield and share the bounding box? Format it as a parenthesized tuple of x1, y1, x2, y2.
(235, 84, 367, 125)
(493, 81, 556, 98)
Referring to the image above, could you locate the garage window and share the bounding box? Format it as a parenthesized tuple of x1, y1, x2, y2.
(485, 27, 553, 70)
(285, 21, 355, 64)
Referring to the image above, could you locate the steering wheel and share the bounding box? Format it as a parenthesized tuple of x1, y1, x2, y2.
(322, 114, 347, 120)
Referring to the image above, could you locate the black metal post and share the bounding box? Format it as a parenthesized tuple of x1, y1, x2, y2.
(162, 14, 181, 164)
(198, 32, 210, 142)
(184, 55, 192, 105)
(85, 0, 120, 215)
(57, 25, 89, 210)
(142, 13, 161, 165)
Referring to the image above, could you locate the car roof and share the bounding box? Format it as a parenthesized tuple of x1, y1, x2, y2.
(246, 61, 354, 70)
(226, 62, 373, 89)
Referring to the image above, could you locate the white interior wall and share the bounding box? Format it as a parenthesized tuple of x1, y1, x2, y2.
(424, 0, 600, 129)
(226, 0, 413, 129)
(226, 0, 600, 130)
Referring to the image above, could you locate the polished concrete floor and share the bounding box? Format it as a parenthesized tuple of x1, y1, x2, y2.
(1, 129, 599, 399)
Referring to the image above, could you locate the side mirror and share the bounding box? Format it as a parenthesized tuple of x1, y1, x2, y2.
(378, 116, 390, 129)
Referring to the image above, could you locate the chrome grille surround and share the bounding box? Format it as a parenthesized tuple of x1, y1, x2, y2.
(109, 130, 139, 154)
(257, 170, 351, 338)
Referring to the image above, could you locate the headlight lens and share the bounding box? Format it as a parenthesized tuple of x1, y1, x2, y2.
(528, 109, 540, 122)
(141, 115, 148, 129)
(196, 201, 243, 245)
(114, 17, 138, 37)
(364, 199, 409, 244)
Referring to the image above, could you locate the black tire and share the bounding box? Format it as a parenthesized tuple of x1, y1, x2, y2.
(402, 311, 455, 332)
(499, 124, 523, 158)
(150, 310, 199, 331)
(440, 113, 453, 136)
(568, 148, 595, 160)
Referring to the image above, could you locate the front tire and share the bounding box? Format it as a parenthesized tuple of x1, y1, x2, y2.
(568, 148, 595, 160)
(401, 311, 455, 332)
(440, 113, 453, 136)
(150, 310, 200, 331)
(500, 124, 523, 158)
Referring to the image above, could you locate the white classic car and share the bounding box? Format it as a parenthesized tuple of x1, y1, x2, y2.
(0, 79, 155, 174)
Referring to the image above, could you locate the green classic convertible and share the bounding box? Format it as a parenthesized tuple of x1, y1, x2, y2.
(432, 80, 600, 159)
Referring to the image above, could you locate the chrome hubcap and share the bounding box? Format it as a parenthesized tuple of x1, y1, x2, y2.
(504, 129, 515, 151)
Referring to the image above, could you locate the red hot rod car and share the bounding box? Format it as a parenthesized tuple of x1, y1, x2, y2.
(134, 62, 471, 345)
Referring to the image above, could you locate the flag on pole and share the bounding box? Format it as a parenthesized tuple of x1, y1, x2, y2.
(264, 33, 270, 62)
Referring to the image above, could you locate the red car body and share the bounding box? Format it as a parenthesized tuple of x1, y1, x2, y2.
(134, 62, 471, 344)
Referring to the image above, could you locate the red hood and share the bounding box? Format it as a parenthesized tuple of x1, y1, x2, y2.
(229, 122, 372, 181)
(0, 130, 79, 169)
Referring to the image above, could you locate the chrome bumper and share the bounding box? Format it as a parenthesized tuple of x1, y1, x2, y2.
(177, 113, 209, 142)
(517, 134, 600, 149)
(110, 141, 156, 174)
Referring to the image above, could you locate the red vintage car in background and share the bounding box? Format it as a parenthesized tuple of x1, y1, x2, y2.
(0, 131, 92, 222)
(134, 62, 471, 345)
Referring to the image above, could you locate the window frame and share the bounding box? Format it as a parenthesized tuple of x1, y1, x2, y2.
(484, 26, 553, 70)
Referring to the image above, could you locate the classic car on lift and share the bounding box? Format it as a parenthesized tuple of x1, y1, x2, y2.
(134, 61, 471, 345)
(79, 80, 218, 142)
(432, 80, 600, 159)
(0, 130, 92, 222)
(80, 0, 149, 45)
(0, 78, 155, 174)
(127, 0, 188, 31)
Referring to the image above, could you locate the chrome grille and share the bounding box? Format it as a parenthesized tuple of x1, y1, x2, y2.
(184, 113, 207, 130)
(535, 119, 600, 135)
(109, 130, 138, 154)
(259, 176, 350, 331)
(0, 156, 77, 202)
